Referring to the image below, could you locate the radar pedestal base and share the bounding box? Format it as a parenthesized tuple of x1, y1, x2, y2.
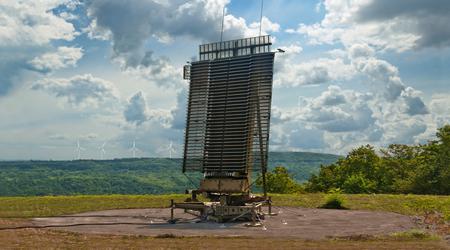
(169, 195, 272, 224)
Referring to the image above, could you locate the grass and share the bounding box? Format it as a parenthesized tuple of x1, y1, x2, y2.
(270, 193, 450, 221)
(0, 193, 449, 249)
(390, 229, 440, 241)
(0, 193, 448, 221)
(0, 194, 187, 218)
(0, 229, 447, 250)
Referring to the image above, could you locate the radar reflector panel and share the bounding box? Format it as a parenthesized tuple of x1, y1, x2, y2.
(182, 35, 274, 194)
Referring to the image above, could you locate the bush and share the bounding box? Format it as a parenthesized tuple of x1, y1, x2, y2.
(321, 189, 346, 209)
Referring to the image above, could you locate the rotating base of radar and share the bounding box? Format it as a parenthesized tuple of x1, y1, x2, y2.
(168, 192, 274, 225)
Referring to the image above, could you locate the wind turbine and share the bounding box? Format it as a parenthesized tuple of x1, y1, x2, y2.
(167, 140, 176, 158)
(75, 139, 85, 160)
(130, 139, 138, 158)
(99, 142, 106, 160)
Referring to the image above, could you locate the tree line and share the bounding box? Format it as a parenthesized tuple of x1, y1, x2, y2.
(262, 125, 449, 195)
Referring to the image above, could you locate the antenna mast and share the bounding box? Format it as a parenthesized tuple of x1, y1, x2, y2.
(220, 6, 225, 42)
(259, 0, 264, 36)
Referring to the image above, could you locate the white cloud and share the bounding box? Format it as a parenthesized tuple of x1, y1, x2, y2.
(31, 74, 119, 108)
(275, 55, 354, 87)
(86, 0, 280, 84)
(400, 87, 429, 116)
(301, 85, 375, 133)
(268, 31, 435, 153)
(347, 43, 429, 115)
(429, 93, 450, 116)
(0, 0, 80, 96)
(287, 0, 450, 52)
(243, 16, 280, 37)
(124, 91, 173, 127)
(428, 93, 450, 128)
(116, 51, 184, 89)
(29, 46, 83, 72)
(382, 117, 428, 145)
(0, 0, 78, 47)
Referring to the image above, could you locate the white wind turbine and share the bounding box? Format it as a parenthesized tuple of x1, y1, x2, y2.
(99, 142, 107, 160)
(167, 140, 176, 159)
(130, 139, 138, 158)
(75, 139, 85, 160)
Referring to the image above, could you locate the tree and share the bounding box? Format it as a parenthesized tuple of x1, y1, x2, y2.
(410, 125, 450, 194)
(435, 125, 450, 194)
(257, 166, 303, 194)
(306, 125, 450, 195)
(306, 145, 382, 193)
(380, 144, 422, 193)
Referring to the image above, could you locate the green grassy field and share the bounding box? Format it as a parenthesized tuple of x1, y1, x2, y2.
(1, 193, 449, 249)
(0, 193, 448, 221)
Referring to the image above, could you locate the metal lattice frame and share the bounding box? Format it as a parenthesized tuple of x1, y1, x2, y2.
(182, 36, 274, 181)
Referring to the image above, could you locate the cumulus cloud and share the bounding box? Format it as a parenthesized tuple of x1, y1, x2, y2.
(119, 51, 183, 89)
(427, 93, 450, 129)
(171, 88, 188, 130)
(31, 74, 119, 107)
(124, 91, 173, 127)
(347, 43, 429, 115)
(382, 117, 428, 145)
(270, 29, 436, 152)
(429, 93, 450, 116)
(228, 16, 280, 38)
(274, 50, 354, 87)
(0, 0, 77, 47)
(401, 87, 429, 116)
(302, 85, 375, 132)
(271, 78, 434, 154)
(86, 0, 280, 85)
(0, 0, 80, 96)
(124, 92, 149, 126)
(86, 0, 224, 63)
(29, 46, 83, 72)
(355, 0, 450, 49)
(315, 85, 347, 106)
(275, 85, 376, 135)
(288, 0, 450, 51)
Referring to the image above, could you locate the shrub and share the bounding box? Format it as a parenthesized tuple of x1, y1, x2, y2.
(321, 189, 346, 209)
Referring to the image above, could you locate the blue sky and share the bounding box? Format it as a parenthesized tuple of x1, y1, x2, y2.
(0, 0, 449, 160)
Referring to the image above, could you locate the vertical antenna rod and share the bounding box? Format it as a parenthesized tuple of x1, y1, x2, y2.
(220, 6, 225, 42)
(259, 0, 264, 36)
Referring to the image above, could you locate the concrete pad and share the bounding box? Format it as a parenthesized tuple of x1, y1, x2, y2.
(32, 207, 417, 239)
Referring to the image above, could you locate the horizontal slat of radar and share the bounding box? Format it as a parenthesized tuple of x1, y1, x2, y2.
(202, 56, 252, 173)
(182, 61, 209, 172)
(249, 53, 274, 172)
(183, 51, 274, 174)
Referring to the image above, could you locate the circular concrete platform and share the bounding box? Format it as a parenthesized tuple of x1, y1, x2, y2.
(32, 207, 416, 239)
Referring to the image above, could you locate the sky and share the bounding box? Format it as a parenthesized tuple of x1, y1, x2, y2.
(0, 0, 449, 160)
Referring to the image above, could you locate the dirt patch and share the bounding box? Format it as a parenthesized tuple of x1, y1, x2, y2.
(31, 207, 416, 240)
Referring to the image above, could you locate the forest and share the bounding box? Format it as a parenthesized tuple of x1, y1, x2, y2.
(0, 152, 338, 196)
(305, 125, 450, 195)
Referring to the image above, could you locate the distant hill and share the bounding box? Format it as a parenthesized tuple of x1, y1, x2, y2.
(0, 152, 339, 196)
